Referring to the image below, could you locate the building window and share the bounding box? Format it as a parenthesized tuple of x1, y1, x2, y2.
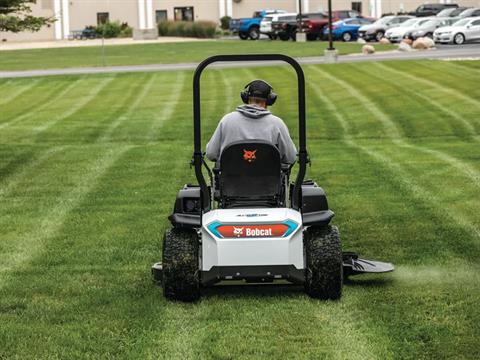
(174, 7, 194, 21)
(97, 12, 109, 25)
(351, 2, 362, 13)
(156, 10, 168, 23)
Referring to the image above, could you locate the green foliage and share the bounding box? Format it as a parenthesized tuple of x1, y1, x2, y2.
(95, 21, 132, 38)
(158, 20, 217, 38)
(0, 0, 54, 32)
(220, 15, 231, 30)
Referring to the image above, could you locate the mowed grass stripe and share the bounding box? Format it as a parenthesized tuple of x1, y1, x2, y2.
(33, 75, 116, 134)
(0, 78, 69, 126)
(376, 62, 480, 111)
(148, 71, 187, 140)
(98, 73, 154, 142)
(373, 62, 479, 134)
(0, 78, 42, 106)
(0, 76, 87, 130)
(306, 67, 480, 240)
(309, 65, 480, 188)
(0, 146, 130, 282)
(0, 146, 65, 198)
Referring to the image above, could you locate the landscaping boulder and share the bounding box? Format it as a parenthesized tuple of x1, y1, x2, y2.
(401, 38, 413, 46)
(414, 36, 435, 49)
(357, 38, 367, 44)
(362, 45, 375, 55)
(379, 37, 391, 45)
(398, 42, 412, 52)
(412, 38, 428, 50)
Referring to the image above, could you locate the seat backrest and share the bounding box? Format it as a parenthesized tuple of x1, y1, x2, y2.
(219, 140, 282, 202)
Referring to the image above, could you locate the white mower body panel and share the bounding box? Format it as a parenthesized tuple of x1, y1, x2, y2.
(201, 208, 304, 271)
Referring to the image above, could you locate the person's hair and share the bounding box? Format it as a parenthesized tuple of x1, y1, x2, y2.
(248, 96, 267, 107)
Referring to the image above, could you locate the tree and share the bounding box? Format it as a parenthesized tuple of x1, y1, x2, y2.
(0, 0, 54, 33)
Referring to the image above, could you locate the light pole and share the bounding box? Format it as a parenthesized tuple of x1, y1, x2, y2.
(296, 0, 306, 42)
(327, 0, 334, 50)
(324, 0, 338, 63)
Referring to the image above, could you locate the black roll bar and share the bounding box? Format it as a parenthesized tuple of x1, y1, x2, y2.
(193, 54, 308, 212)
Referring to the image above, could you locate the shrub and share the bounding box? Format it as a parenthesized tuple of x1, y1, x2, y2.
(220, 16, 231, 30)
(95, 21, 132, 38)
(157, 20, 217, 38)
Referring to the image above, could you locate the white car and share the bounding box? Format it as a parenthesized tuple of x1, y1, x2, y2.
(385, 18, 431, 42)
(434, 17, 480, 44)
(260, 13, 297, 39)
(405, 17, 458, 40)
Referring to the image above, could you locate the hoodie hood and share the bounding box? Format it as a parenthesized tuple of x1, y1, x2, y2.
(236, 104, 271, 119)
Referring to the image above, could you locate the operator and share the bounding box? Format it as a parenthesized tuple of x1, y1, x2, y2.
(206, 79, 297, 164)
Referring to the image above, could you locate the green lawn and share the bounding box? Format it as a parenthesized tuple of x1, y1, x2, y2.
(0, 40, 395, 71)
(0, 60, 479, 359)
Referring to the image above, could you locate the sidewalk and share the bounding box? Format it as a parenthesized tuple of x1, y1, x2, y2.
(0, 37, 207, 51)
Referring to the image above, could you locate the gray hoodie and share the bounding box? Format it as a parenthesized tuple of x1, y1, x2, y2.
(206, 104, 297, 163)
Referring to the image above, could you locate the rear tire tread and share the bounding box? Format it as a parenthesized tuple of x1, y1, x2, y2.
(162, 228, 200, 302)
(304, 225, 343, 300)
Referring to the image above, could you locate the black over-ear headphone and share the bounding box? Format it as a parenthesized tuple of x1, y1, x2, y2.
(240, 80, 277, 106)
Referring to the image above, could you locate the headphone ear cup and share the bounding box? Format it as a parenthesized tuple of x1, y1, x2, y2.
(240, 90, 249, 104)
(267, 92, 277, 106)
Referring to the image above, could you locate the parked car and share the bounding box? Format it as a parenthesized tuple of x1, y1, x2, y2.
(271, 14, 297, 40)
(273, 12, 327, 41)
(331, 10, 363, 20)
(436, 7, 470, 17)
(434, 16, 480, 44)
(409, 3, 458, 17)
(385, 17, 431, 42)
(323, 17, 374, 42)
(458, 7, 480, 18)
(260, 13, 297, 39)
(358, 15, 412, 42)
(299, 12, 330, 41)
(230, 9, 286, 40)
(404, 17, 458, 40)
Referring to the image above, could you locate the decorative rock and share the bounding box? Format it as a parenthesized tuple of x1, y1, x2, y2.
(401, 38, 413, 46)
(398, 42, 412, 52)
(379, 37, 391, 45)
(423, 36, 435, 48)
(412, 37, 435, 50)
(357, 38, 367, 44)
(362, 44, 375, 55)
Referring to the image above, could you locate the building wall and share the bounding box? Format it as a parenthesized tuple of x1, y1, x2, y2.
(69, 0, 140, 30)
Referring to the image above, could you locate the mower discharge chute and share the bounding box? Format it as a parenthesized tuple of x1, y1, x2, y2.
(152, 54, 393, 301)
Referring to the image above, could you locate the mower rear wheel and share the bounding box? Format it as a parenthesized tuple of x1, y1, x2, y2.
(304, 225, 343, 300)
(162, 228, 200, 302)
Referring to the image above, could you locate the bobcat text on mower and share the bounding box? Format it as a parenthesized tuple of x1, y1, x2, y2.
(152, 54, 394, 301)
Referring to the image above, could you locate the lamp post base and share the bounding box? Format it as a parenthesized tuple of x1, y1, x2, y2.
(296, 32, 307, 42)
(324, 49, 338, 63)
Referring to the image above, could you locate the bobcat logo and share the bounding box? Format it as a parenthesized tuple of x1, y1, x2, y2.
(233, 227, 244, 237)
(243, 149, 257, 163)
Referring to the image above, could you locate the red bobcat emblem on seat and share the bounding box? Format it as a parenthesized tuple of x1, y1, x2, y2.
(243, 149, 257, 163)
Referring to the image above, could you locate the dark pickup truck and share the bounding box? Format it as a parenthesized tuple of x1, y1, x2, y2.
(408, 3, 458, 17)
(272, 13, 328, 41)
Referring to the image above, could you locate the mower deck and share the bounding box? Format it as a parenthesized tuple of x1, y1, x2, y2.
(152, 251, 394, 285)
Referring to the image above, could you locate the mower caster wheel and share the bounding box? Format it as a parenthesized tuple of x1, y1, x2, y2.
(304, 225, 343, 300)
(162, 228, 200, 302)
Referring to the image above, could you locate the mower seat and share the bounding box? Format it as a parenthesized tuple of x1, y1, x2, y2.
(218, 140, 283, 208)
